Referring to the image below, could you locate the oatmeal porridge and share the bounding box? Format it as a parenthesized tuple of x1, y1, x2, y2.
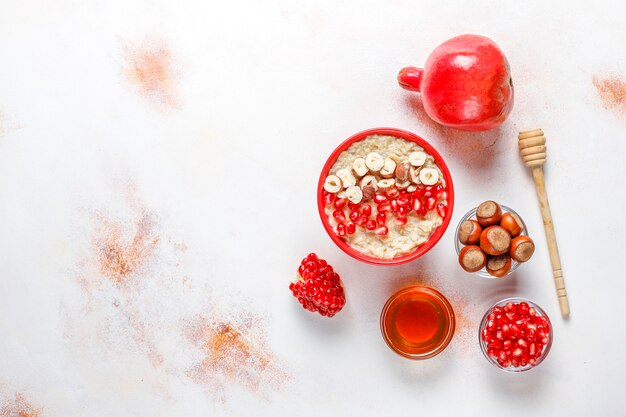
(322, 135, 448, 259)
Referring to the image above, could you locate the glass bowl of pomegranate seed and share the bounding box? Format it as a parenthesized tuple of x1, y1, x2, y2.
(479, 298, 553, 372)
(317, 127, 454, 266)
(454, 204, 530, 279)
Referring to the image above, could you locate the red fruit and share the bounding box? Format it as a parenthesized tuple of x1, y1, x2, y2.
(332, 209, 346, 222)
(412, 198, 422, 212)
(398, 34, 513, 132)
(349, 211, 359, 222)
(365, 219, 377, 230)
(394, 217, 408, 226)
(336, 223, 346, 236)
(334, 198, 348, 210)
(376, 213, 387, 227)
(348, 202, 361, 212)
(357, 214, 368, 226)
(362, 204, 372, 216)
(374, 194, 388, 204)
(374, 226, 389, 236)
(289, 253, 346, 317)
(426, 197, 436, 210)
(323, 191, 335, 206)
(436, 202, 447, 218)
(378, 203, 392, 213)
(346, 221, 356, 235)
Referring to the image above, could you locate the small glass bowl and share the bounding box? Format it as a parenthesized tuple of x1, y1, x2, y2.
(454, 205, 528, 278)
(479, 297, 553, 372)
(380, 286, 455, 360)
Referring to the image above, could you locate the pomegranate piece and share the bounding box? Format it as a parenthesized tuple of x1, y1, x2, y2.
(349, 211, 359, 222)
(365, 219, 377, 230)
(333, 209, 346, 223)
(362, 204, 372, 217)
(376, 213, 387, 227)
(323, 190, 336, 206)
(334, 198, 348, 210)
(436, 202, 447, 218)
(482, 301, 551, 369)
(374, 226, 389, 236)
(336, 223, 346, 237)
(346, 221, 356, 235)
(289, 253, 346, 317)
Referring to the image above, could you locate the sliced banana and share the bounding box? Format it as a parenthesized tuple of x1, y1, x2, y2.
(352, 157, 368, 177)
(409, 167, 421, 184)
(345, 186, 363, 204)
(365, 152, 384, 172)
(324, 175, 342, 193)
(409, 151, 427, 167)
(359, 174, 378, 191)
(336, 168, 356, 188)
(419, 168, 439, 185)
(377, 178, 395, 191)
(380, 157, 397, 178)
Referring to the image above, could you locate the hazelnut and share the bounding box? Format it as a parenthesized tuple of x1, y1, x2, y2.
(459, 245, 487, 272)
(479, 226, 511, 256)
(458, 220, 482, 245)
(476, 200, 502, 227)
(509, 236, 535, 263)
(500, 212, 523, 237)
(486, 254, 512, 278)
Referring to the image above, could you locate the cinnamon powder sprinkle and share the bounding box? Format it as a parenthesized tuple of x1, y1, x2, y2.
(95, 211, 159, 285)
(593, 75, 626, 111)
(0, 394, 42, 417)
(186, 315, 287, 399)
(121, 37, 179, 107)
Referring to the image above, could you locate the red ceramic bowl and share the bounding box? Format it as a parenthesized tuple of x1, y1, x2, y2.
(317, 127, 455, 265)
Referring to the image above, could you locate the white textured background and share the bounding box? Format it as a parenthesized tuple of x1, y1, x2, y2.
(1, 0, 625, 415)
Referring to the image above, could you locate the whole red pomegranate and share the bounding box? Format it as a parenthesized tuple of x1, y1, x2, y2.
(398, 34, 513, 132)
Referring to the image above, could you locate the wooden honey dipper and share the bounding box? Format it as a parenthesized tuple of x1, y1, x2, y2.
(518, 129, 570, 318)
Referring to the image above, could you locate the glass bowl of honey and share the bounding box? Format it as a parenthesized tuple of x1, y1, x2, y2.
(380, 286, 455, 359)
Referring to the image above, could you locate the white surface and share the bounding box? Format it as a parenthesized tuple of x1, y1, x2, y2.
(1, 0, 625, 415)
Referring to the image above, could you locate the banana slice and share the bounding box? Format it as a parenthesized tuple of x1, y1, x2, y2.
(365, 152, 384, 172)
(324, 175, 342, 193)
(419, 168, 439, 185)
(352, 157, 368, 177)
(380, 157, 397, 178)
(345, 186, 363, 204)
(409, 151, 427, 167)
(377, 178, 395, 191)
(359, 174, 378, 191)
(336, 168, 356, 188)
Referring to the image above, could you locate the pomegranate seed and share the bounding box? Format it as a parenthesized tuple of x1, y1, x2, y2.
(323, 191, 336, 206)
(333, 209, 346, 222)
(362, 205, 372, 216)
(376, 213, 387, 227)
(503, 340, 512, 349)
(390, 199, 398, 212)
(348, 202, 361, 212)
(365, 220, 377, 230)
(374, 194, 388, 204)
(424, 190, 433, 198)
(394, 217, 408, 226)
(412, 198, 421, 212)
(336, 223, 346, 236)
(517, 338, 528, 348)
(346, 221, 356, 235)
(378, 203, 392, 213)
(425, 185, 434, 192)
(426, 197, 436, 210)
(397, 194, 410, 206)
(435, 184, 444, 197)
(349, 211, 359, 222)
(386, 188, 399, 199)
(436, 202, 447, 218)
(334, 198, 348, 209)
(412, 187, 425, 197)
(374, 226, 388, 236)
(357, 214, 368, 226)
(528, 307, 536, 316)
(397, 206, 408, 217)
(290, 253, 346, 317)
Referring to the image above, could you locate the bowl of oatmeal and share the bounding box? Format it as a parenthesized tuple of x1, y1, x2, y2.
(317, 128, 454, 265)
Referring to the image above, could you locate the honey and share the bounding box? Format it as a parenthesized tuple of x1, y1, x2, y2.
(380, 286, 455, 359)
